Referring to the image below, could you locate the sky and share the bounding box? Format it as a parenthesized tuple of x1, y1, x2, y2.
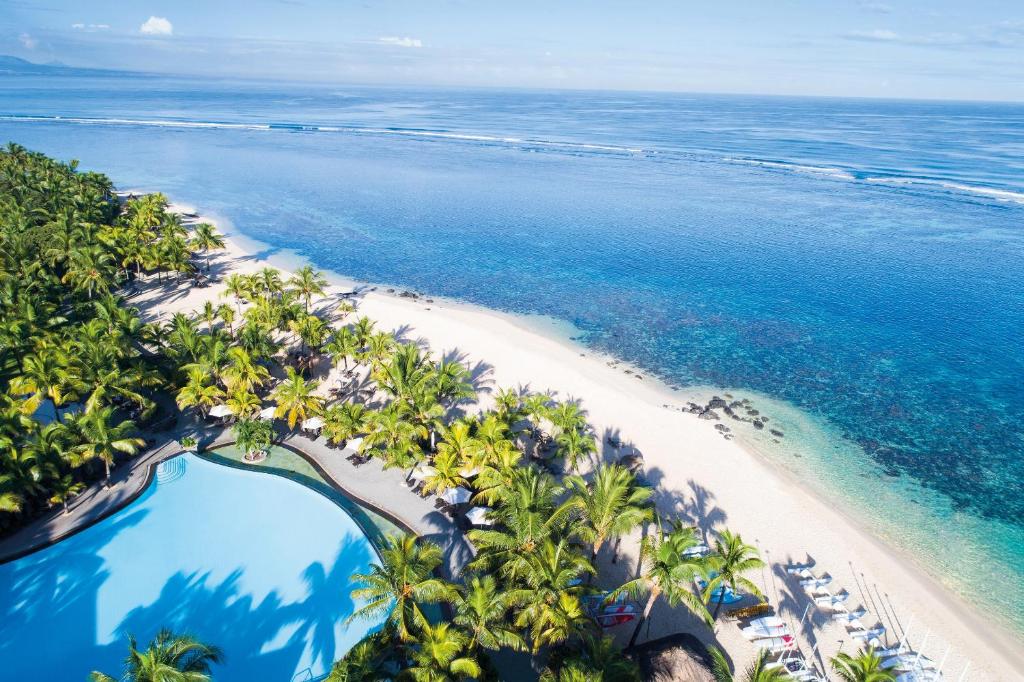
(1, 0, 1023, 101)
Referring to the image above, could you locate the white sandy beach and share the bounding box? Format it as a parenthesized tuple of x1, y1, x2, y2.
(131, 200, 1023, 681)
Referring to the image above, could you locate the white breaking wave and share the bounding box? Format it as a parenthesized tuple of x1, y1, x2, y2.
(724, 157, 856, 180)
(866, 176, 1024, 204)
(0, 114, 646, 155)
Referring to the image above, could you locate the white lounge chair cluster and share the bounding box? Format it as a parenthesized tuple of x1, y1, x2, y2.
(736, 613, 823, 681)
(786, 561, 953, 681)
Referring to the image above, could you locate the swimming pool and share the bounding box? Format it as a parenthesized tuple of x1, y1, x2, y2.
(0, 450, 387, 681)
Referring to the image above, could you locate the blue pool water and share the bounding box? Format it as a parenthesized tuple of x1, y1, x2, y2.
(0, 453, 382, 681)
(1, 75, 1022, 635)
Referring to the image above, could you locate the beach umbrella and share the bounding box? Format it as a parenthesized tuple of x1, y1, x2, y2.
(442, 486, 472, 505)
(208, 404, 233, 418)
(410, 464, 437, 482)
(258, 406, 276, 420)
(459, 466, 481, 478)
(346, 436, 364, 452)
(302, 416, 325, 431)
(465, 506, 492, 526)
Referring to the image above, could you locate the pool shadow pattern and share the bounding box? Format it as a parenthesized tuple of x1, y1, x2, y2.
(0, 504, 376, 681)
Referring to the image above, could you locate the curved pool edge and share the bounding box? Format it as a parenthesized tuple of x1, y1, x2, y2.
(0, 436, 420, 566)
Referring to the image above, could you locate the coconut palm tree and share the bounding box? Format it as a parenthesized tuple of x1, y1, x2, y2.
(288, 265, 328, 313)
(420, 450, 468, 497)
(217, 304, 235, 338)
(48, 473, 85, 515)
(75, 407, 145, 485)
(543, 634, 641, 682)
(612, 519, 713, 647)
(222, 272, 251, 313)
(62, 245, 116, 299)
(403, 621, 482, 682)
(450, 574, 524, 652)
(348, 534, 455, 641)
(565, 464, 654, 562)
(222, 346, 270, 393)
(829, 648, 896, 682)
(554, 428, 597, 473)
(363, 405, 425, 476)
(189, 222, 225, 272)
(233, 418, 275, 460)
(507, 537, 595, 653)
(10, 347, 79, 418)
(707, 646, 786, 682)
(322, 402, 368, 446)
(89, 628, 223, 682)
(225, 388, 261, 419)
(432, 358, 475, 407)
(271, 367, 324, 429)
(176, 369, 225, 417)
(289, 313, 329, 356)
(549, 400, 587, 437)
(324, 327, 360, 371)
(703, 529, 765, 620)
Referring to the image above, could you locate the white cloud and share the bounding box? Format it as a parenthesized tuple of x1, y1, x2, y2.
(140, 16, 173, 36)
(848, 29, 900, 41)
(18, 32, 37, 49)
(72, 23, 110, 32)
(378, 36, 422, 48)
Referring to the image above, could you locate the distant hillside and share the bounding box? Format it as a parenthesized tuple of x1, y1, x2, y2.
(0, 55, 139, 77)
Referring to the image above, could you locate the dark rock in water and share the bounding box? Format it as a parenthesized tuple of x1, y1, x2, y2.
(770, 429, 784, 438)
(761, 416, 769, 422)
(724, 393, 733, 399)
(723, 406, 735, 417)
(708, 397, 727, 409)
(698, 410, 720, 421)
(746, 409, 760, 416)
(729, 400, 743, 408)
(426, 298, 434, 303)
(752, 419, 764, 430)
(714, 424, 730, 433)
(387, 288, 395, 293)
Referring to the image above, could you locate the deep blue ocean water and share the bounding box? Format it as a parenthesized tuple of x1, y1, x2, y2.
(1, 75, 1022, 634)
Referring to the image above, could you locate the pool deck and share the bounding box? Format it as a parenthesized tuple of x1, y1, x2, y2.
(0, 422, 474, 580)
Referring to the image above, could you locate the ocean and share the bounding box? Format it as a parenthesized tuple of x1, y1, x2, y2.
(2, 74, 1022, 637)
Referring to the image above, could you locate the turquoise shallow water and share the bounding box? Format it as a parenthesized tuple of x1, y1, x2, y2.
(1, 75, 1022, 636)
(0, 452, 383, 681)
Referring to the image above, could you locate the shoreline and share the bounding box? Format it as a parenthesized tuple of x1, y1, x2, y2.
(135, 195, 1021, 679)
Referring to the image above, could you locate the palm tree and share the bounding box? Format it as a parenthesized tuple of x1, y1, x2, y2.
(289, 313, 329, 356)
(271, 366, 324, 429)
(613, 519, 713, 647)
(348, 534, 455, 641)
(404, 621, 482, 682)
(176, 369, 225, 417)
(89, 628, 223, 682)
(233, 418, 275, 460)
(704, 529, 765, 619)
(450, 574, 524, 652)
(225, 388, 261, 419)
(830, 648, 896, 682)
(48, 473, 85, 514)
(707, 646, 786, 682)
(189, 222, 225, 272)
(10, 348, 79, 418)
(222, 346, 270, 393)
(432, 358, 475, 407)
(363, 405, 425, 476)
(543, 634, 641, 682)
(507, 537, 595, 653)
(322, 402, 368, 447)
(523, 392, 553, 436)
(63, 245, 116, 299)
(565, 464, 653, 562)
(421, 449, 468, 497)
(222, 272, 251, 313)
(549, 400, 587, 437)
(288, 265, 328, 313)
(217, 304, 235, 338)
(75, 407, 145, 485)
(554, 428, 596, 473)
(324, 327, 360, 371)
